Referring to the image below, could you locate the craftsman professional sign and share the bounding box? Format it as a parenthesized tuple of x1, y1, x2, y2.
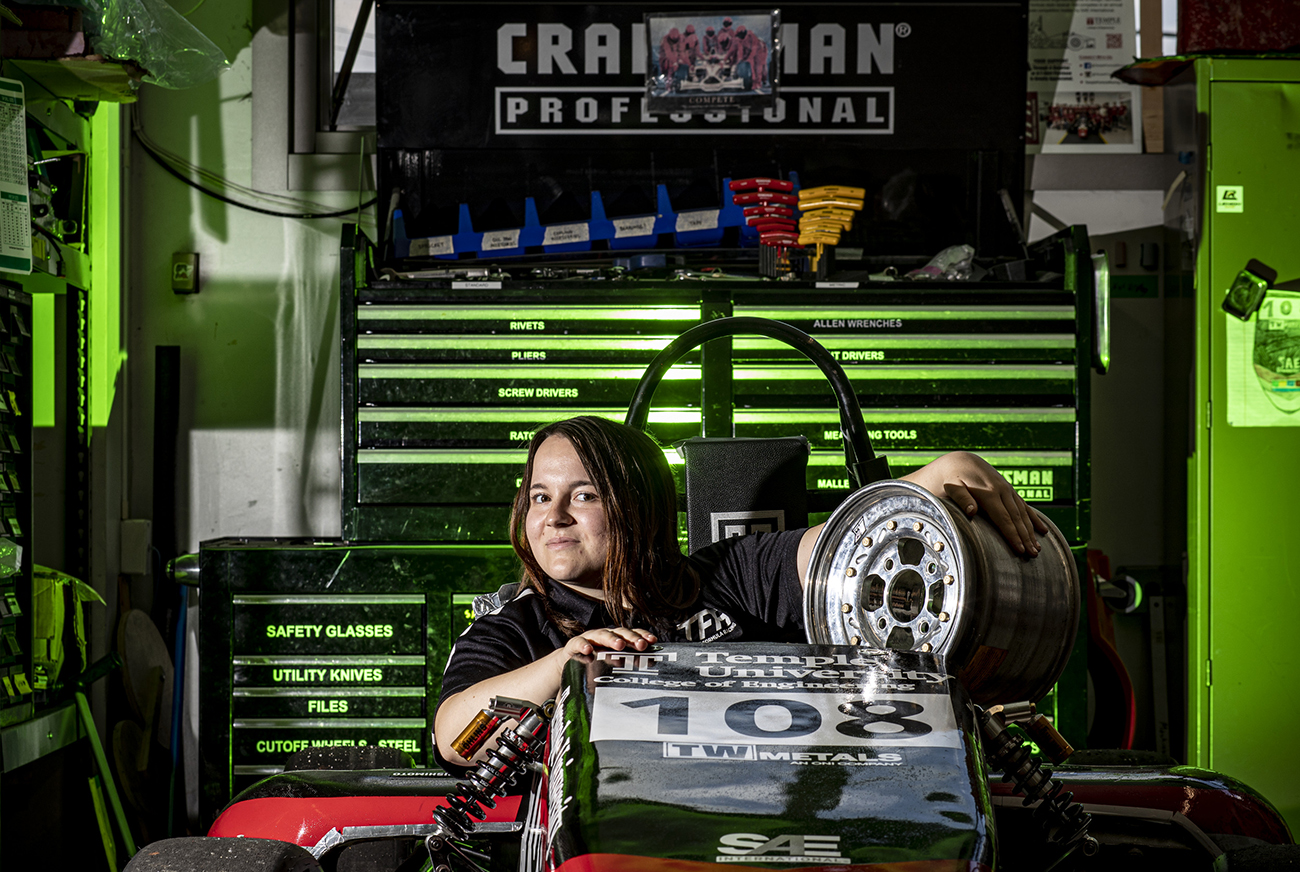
(378, 2, 1026, 151)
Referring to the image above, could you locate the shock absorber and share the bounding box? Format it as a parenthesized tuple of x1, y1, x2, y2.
(976, 704, 1096, 867)
(431, 697, 555, 841)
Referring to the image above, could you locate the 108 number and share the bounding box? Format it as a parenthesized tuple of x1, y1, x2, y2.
(621, 695, 932, 739)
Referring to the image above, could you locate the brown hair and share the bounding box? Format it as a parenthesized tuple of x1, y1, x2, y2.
(509, 416, 699, 636)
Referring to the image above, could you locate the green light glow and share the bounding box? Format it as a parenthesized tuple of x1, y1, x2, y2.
(734, 407, 1075, 423)
(231, 719, 426, 729)
(734, 365, 1073, 380)
(733, 306, 1074, 320)
(358, 335, 679, 351)
(233, 655, 426, 666)
(358, 450, 529, 464)
(734, 334, 1075, 349)
(232, 594, 425, 605)
(32, 294, 54, 427)
(233, 688, 425, 698)
(806, 450, 1072, 466)
(360, 364, 699, 380)
(359, 448, 685, 465)
(358, 306, 699, 321)
(89, 105, 123, 429)
(358, 407, 701, 424)
(212, 544, 515, 554)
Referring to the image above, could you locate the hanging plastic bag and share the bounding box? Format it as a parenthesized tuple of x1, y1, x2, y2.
(31, 566, 105, 690)
(93, 0, 229, 89)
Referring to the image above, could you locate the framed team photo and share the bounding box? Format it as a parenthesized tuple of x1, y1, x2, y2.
(645, 9, 780, 115)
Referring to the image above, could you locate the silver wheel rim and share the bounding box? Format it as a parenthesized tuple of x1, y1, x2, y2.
(804, 480, 971, 655)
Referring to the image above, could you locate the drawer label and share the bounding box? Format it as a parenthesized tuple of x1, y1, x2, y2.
(812, 318, 904, 329)
(235, 661, 425, 687)
(236, 730, 425, 761)
(677, 210, 719, 232)
(543, 223, 590, 245)
(498, 386, 580, 398)
(482, 229, 521, 250)
(235, 602, 424, 654)
(409, 236, 454, 256)
(264, 623, 394, 640)
(613, 215, 657, 238)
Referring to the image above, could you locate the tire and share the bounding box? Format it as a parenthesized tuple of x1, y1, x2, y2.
(282, 745, 415, 772)
(1214, 844, 1300, 870)
(126, 838, 320, 872)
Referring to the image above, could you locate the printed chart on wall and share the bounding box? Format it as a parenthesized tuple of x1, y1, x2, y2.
(1227, 296, 1300, 426)
(0, 79, 30, 275)
(1026, 0, 1141, 154)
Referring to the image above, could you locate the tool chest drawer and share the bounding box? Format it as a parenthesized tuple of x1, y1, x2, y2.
(198, 539, 519, 826)
(341, 229, 1096, 544)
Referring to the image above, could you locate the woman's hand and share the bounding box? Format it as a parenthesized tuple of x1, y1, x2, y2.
(436, 626, 658, 765)
(902, 451, 1049, 556)
(562, 627, 658, 664)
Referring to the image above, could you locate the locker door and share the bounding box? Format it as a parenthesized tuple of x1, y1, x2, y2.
(1201, 60, 1300, 832)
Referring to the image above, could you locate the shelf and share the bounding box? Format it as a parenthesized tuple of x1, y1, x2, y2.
(0, 701, 78, 772)
(8, 56, 140, 104)
(1030, 153, 1189, 192)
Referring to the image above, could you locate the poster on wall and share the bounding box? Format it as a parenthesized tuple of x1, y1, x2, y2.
(1227, 294, 1300, 426)
(644, 9, 780, 115)
(1025, 0, 1142, 154)
(0, 78, 31, 275)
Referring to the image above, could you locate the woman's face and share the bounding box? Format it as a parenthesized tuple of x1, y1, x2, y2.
(526, 435, 610, 595)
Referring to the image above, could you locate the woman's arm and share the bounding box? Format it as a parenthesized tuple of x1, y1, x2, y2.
(795, 450, 1048, 585)
(900, 450, 1048, 553)
(434, 627, 657, 765)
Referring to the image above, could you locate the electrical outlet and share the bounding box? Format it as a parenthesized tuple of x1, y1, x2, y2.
(172, 252, 199, 294)
(120, 519, 152, 574)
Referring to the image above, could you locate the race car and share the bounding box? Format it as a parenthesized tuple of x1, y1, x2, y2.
(678, 54, 746, 93)
(125, 319, 1296, 872)
(126, 639, 1295, 872)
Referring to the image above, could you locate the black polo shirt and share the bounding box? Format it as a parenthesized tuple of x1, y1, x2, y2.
(434, 528, 806, 773)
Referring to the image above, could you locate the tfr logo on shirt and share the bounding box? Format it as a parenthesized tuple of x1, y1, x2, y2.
(677, 607, 737, 642)
(716, 833, 849, 864)
(711, 509, 785, 542)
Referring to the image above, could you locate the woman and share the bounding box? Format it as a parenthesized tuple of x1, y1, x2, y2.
(434, 416, 1046, 769)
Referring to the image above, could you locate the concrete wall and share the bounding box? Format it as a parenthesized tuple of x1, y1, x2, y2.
(126, 3, 376, 610)
(117, 0, 1191, 768)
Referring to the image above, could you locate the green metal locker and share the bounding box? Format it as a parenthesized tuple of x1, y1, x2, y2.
(1189, 57, 1300, 833)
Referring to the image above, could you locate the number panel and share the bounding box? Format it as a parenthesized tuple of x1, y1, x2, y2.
(589, 689, 960, 748)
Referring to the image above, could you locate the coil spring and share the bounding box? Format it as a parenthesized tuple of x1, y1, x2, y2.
(432, 706, 551, 841)
(997, 741, 1091, 848)
(978, 706, 1092, 855)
